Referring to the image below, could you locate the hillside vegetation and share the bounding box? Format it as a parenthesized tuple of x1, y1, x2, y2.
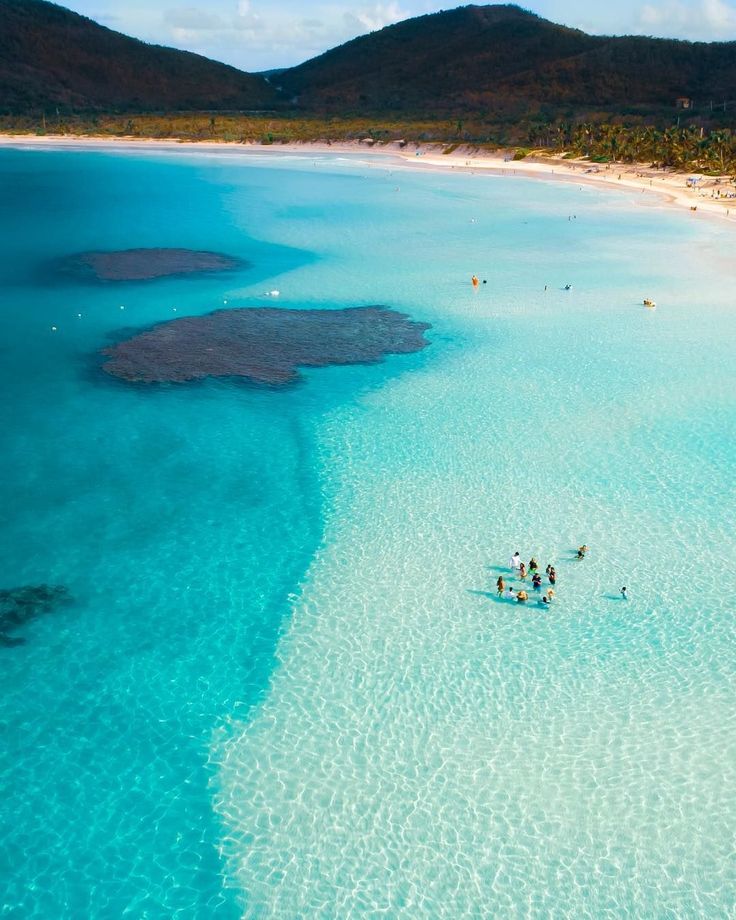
(0, 0, 278, 112)
(0, 1, 734, 172)
(278, 4, 736, 122)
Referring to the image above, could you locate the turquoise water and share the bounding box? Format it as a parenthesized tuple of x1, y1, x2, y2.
(1, 145, 735, 918)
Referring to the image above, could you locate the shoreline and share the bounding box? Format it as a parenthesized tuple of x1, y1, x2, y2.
(2, 133, 735, 226)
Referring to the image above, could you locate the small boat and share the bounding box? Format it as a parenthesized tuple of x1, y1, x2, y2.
(643, 298, 656, 308)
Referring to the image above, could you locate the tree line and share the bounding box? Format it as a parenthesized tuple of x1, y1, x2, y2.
(0, 113, 734, 174)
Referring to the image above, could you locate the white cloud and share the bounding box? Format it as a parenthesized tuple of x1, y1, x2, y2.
(637, 0, 736, 38)
(349, 1, 408, 32)
(233, 0, 263, 29)
(156, 1, 413, 70)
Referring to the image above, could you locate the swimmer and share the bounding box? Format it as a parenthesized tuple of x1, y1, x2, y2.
(621, 586, 628, 600)
(509, 552, 521, 572)
(541, 595, 550, 605)
(545, 564, 552, 576)
(471, 275, 479, 288)
(577, 544, 589, 559)
(529, 557, 538, 573)
(519, 561, 528, 581)
(548, 567, 557, 585)
(532, 573, 542, 591)
(517, 590, 528, 603)
(496, 576, 505, 597)
(547, 588, 555, 602)
(504, 586, 516, 600)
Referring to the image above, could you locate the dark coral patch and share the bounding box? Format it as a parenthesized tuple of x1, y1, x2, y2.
(58, 248, 245, 282)
(0, 584, 72, 647)
(102, 306, 431, 385)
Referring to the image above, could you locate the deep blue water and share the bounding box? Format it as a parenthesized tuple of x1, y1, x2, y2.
(0, 147, 333, 917)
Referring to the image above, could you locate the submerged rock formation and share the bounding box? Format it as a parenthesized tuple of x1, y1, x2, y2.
(58, 248, 244, 282)
(102, 306, 431, 385)
(0, 584, 72, 647)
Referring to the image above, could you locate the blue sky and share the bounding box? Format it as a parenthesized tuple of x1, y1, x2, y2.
(62, 0, 736, 70)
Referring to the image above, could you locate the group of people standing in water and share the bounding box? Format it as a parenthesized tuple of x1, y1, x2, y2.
(496, 546, 590, 606)
(495, 545, 630, 604)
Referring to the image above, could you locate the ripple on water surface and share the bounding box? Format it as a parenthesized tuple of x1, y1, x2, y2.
(213, 281, 736, 918)
(2, 147, 735, 918)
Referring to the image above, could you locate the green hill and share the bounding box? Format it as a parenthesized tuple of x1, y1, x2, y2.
(0, 0, 279, 113)
(2, 1, 734, 127)
(276, 4, 736, 118)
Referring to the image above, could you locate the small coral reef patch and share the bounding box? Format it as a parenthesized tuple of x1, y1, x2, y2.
(101, 306, 431, 385)
(58, 248, 245, 282)
(0, 584, 72, 647)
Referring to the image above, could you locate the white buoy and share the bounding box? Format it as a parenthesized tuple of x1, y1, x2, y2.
(265, 290, 280, 297)
(120, 305, 125, 310)
(77, 313, 82, 318)
(173, 307, 177, 312)
(223, 299, 228, 304)
(51, 326, 57, 332)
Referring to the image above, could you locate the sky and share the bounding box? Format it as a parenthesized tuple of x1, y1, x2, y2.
(61, 0, 736, 71)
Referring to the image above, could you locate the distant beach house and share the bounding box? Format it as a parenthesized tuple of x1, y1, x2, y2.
(676, 97, 693, 109)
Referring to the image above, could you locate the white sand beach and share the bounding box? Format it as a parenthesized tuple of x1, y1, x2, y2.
(2, 133, 735, 226)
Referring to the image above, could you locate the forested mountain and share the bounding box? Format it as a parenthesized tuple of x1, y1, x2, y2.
(276, 4, 736, 117)
(1, 0, 734, 124)
(0, 0, 278, 112)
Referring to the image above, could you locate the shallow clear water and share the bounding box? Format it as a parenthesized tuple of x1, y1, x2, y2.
(1, 145, 735, 918)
